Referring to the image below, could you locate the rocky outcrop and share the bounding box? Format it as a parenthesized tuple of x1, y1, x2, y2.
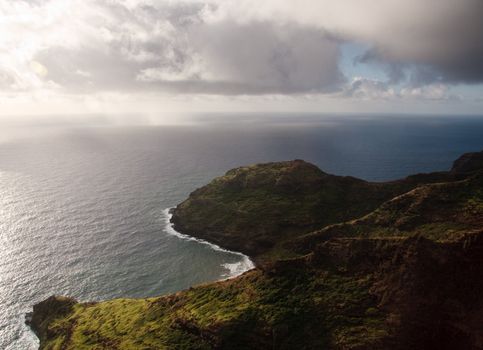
(27, 296, 77, 348)
(451, 151, 483, 174)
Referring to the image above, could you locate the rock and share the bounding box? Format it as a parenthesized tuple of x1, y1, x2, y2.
(451, 150, 483, 174)
(28, 295, 77, 346)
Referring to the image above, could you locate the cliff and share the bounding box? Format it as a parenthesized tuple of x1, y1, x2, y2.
(29, 151, 483, 349)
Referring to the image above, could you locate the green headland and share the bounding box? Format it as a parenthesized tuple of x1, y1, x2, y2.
(29, 151, 483, 349)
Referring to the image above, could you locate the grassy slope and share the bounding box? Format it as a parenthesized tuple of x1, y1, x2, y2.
(33, 260, 388, 350)
(171, 159, 458, 261)
(31, 151, 483, 349)
(292, 172, 483, 254)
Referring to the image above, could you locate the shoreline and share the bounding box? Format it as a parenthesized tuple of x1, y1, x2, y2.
(163, 207, 255, 280)
(26, 208, 255, 349)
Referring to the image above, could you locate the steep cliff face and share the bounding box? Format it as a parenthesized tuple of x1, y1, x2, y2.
(27, 296, 77, 349)
(30, 151, 483, 350)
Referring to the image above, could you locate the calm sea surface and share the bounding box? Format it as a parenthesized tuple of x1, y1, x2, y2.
(1, 114, 482, 349)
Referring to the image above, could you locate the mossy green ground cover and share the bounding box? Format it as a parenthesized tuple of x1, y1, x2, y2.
(38, 264, 387, 350)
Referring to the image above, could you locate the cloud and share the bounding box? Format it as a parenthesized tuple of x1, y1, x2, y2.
(190, 21, 343, 94)
(233, 0, 483, 86)
(355, 0, 483, 85)
(0, 0, 344, 95)
(0, 0, 481, 98)
(342, 78, 395, 100)
(343, 77, 459, 101)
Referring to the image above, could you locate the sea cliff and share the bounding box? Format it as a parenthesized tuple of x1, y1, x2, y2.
(29, 151, 483, 349)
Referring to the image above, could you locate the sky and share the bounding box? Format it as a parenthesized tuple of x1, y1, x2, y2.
(1, 0, 483, 117)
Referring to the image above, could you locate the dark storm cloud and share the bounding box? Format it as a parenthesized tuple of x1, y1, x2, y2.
(353, 0, 483, 86)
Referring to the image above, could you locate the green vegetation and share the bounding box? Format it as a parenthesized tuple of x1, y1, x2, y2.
(30, 151, 483, 349)
(31, 262, 388, 349)
(292, 172, 483, 253)
(171, 159, 453, 261)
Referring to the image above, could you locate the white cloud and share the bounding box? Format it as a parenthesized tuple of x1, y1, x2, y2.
(29, 61, 48, 78)
(0, 0, 481, 113)
(343, 77, 458, 102)
(342, 78, 395, 100)
(0, 0, 347, 95)
(400, 84, 457, 101)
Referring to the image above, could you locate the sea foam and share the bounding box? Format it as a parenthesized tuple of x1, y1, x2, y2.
(162, 208, 255, 279)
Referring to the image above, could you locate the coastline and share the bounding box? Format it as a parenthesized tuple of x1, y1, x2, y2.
(163, 207, 255, 279)
(26, 209, 255, 349)
(27, 152, 483, 349)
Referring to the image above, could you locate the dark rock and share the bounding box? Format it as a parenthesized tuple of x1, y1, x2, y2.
(28, 296, 77, 345)
(451, 150, 483, 174)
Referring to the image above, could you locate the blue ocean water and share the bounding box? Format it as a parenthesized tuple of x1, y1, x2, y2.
(0, 114, 482, 349)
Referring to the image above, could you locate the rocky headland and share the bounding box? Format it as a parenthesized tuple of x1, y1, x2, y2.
(29, 151, 483, 349)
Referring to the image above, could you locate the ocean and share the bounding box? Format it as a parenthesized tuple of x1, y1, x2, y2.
(1, 114, 482, 349)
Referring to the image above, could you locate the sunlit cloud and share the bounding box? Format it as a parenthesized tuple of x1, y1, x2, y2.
(0, 0, 482, 115)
